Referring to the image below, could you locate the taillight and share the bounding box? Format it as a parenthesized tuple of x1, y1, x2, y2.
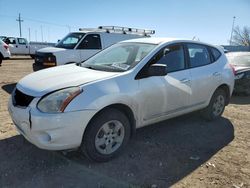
(3, 44, 9, 50)
(229, 64, 236, 75)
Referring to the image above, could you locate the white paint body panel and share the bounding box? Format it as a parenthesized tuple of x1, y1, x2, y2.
(9, 38, 235, 150)
(37, 31, 146, 66)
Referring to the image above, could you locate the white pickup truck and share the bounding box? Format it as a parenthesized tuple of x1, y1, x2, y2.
(33, 26, 155, 70)
(3, 37, 55, 58)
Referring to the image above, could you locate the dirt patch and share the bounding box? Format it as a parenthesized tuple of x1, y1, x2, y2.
(0, 57, 249, 188)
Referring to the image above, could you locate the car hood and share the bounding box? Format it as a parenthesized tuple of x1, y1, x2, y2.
(37, 46, 66, 53)
(17, 64, 119, 97)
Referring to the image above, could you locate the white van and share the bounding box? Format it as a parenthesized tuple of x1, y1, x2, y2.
(33, 26, 155, 70)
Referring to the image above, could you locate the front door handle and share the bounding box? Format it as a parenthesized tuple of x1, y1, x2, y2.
(180, 78, 190, 83)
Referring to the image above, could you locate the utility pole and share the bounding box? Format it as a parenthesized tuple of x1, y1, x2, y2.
(229, 16, 236, 45)
(28, 28, 31, 42)
(16, 13, 23, 37)
(41, 25, 44, 42)
(35, 30, 37, 42)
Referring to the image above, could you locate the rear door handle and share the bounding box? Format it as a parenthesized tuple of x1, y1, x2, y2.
(213, 72, 221, 76)
(180, 78, 190, 83)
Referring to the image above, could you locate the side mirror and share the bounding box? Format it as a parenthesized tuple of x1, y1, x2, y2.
(147, 64, 167, 77)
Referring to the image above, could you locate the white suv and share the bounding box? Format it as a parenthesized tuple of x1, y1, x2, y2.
(9, 38, 234, 161)
(0, 39, 11, 66)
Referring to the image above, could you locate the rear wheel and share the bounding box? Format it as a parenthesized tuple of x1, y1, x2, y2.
(201, 89, 226, 121)
(80, 108, 131, 162)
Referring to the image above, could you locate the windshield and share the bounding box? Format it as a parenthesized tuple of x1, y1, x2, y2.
(228, 54, 250, 67)
(82, 42, 156, 72)
(56, 32, 85, 49)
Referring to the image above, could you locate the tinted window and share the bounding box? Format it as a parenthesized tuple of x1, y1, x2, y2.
(187, 44, 211, 68)
(78, 34, 101, 49)
(154, 45, 185, 73)
(211, 47, 221, 61)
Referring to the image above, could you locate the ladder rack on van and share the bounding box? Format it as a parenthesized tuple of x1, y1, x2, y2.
(79, 26, 155, 36)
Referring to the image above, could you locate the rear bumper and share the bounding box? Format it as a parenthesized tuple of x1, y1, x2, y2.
(8, 97, 97, 150)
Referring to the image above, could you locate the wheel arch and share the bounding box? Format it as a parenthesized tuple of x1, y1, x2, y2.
(83, 103, 137, 138)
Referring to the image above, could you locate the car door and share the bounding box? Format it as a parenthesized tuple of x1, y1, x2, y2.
(186, 43, 222, 108)
(5, 37, 18, 54)
(137, 44, 192, 125)
(15, 38, 29, 55)
(76, 34, 102, 62)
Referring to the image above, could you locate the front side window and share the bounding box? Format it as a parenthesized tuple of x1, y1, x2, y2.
(187, 44, 211, 68)
(56, 33, 85, 49)
(77, 34, 101, 49)
(82, 42, 156, 72)
(152, 44, 185, 73)
(4, 37, 16, 44)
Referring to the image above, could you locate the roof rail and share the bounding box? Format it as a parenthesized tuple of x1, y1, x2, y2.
(79, 26, 155, 36)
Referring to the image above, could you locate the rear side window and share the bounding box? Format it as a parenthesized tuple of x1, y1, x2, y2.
(187, 44, 211, 68)
(78, 34, 101, 49)
(154, 44, 185, 73)
(17, 38, 27, 45)
(211, 47, 221, 61)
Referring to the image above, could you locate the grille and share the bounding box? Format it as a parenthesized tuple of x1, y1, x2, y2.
(13, 89, 34, 107)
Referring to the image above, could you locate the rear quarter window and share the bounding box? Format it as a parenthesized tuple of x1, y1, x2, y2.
(210, 47, 221, 62)
(187, 43, 211, 68)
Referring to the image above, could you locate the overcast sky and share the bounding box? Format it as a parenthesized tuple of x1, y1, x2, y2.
(0, 0, 249, 44)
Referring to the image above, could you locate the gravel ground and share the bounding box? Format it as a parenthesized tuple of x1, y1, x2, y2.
(0, 57, 249, 188)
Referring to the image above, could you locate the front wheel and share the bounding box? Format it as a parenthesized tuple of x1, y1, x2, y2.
(201, 89, 226, 121)
(80, 108, 131, 162)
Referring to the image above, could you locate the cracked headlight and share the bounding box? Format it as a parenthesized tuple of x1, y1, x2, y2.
(37, 87, 82, 113)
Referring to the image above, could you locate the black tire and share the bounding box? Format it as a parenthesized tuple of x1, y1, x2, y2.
(80, 108, 131, 162)
(201, 89, 226, 121)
